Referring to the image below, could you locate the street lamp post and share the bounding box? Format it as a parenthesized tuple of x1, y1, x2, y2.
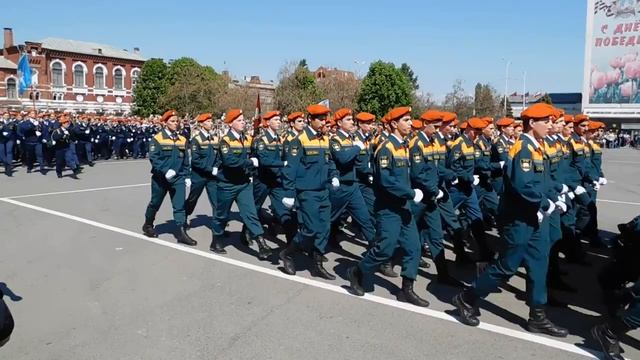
(504, 59, 511, 114)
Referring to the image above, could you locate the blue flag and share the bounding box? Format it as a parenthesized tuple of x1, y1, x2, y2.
(17, 53, 32, 96)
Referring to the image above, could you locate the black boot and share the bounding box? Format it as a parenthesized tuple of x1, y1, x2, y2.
(452, 290, 480, 326)
(176, 226, 197, 246)
(279, 243, 297, 275)
(591, 320, 629, 360)
(209, 233, 226, 254)
(142, 221, 157, 238)
(419, 258, 431, 269)
(240, 226, 254, 247)
(526, 306, 568, 337)
(434, 252, 465, 288)
(347, 266, 365, 296)
(378, 262, 399, 278)
(400, 277, 429, 307)
(311, 251, 335, 280)
(452, 228, 473, 265)
(255, 236, 272, 260)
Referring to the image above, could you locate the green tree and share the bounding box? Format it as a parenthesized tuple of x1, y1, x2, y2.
(159, 57, 225, 116)
(399, 63, 419, 90)
(473, 83, 500, 117)
(317, 75, 361, 110)
(132, 58, 169, 117)
(499, 97, 514, 117)
(442, 79, 474, 120)
(275, 61, 323, 115)
(356, 60, 413, 119)
(539, 93, 553, 105)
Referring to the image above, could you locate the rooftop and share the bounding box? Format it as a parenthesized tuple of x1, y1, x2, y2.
(37, 37, 145, 61)
(0, 56, 16, 69)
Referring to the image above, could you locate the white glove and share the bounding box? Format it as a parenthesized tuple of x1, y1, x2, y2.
(599, 177, 607, 185)
(545, 200, 556, 216)
(42, 139, 47, 143)
(331, 177, 340, 189)
(36, 131, 42, 137)
(451, 178, 459, 186)
(499, 161, 505, 168)
(537, 211, 544, 223)
(593, 181, 600, 191)
(561, 184, 569, 194)
(212, 167, 218, 176)
(185, 178, 191, 188)
(283, 161, 288, 167)
(165, 169, 176, 180)
(574, 185, 587, 195)
(94, 139, 99, 143)
(282, 197, 295, 209)
(1, 132, 7, 136)
(436, 189, 444, 200)
(250, 157, 259, 167)
(368, 175, 373, 184)
(110, 136, 115, 140)
(16, 140, 20, 145)
(353, 140, 365, 150)
(555, 200, 567, 213)
(62, 129, 69, 135)
(557, 194, 566, 203)
(85, 129, 90, 134)
(567, 191, 575, 200)
(473, 175, 480, 186)
(413, 188, 424, 203)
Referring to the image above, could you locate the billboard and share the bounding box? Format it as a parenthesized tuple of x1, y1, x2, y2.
(584, 0, 640, 118)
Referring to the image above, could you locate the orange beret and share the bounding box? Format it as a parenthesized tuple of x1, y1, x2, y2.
(563, 114, 574, 123)
(59, 116, 70, 125)
(521, 103, 556, 120)
(262, 110, 281, 121)
(452, 119, 460, 127)
(514, 121, 523, 128)
(467, 117, 488, 130)
(441, 112, 457, 122)
(160, 110, 178, 122)
(420, 110, 443, 122)
(196, 113, 212, 123)
(307, 104, 330, 117)
(355, 112, 375, 122)
(459, 121, 468, 130)
(587, 121, 601, 130)
(482, 117, 494, 123)
(287, 111, 304, 122)
(411, 119, 424, 130)
(384, 106, 412, 123)
(225, 108, 243, 123)
(573, 114, 589, 124)
(333, 108, 353, 122)
(496, 117, 515, 127)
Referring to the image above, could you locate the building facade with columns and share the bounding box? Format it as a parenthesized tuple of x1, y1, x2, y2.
(0, 27, 145, 114)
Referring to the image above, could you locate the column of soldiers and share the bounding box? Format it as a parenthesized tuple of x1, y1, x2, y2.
(0, 110, 165, 178)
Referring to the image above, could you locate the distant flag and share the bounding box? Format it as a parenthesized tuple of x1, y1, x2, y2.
(17, 53, 32, 96)
(253, 92, 262, 130)
(318, 99, 330, 108)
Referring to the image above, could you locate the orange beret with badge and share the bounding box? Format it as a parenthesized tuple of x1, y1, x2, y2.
(496, 117, 515, 127)
(287, 111, 304, 122)
(307, 104, 331, 117)
(355, 112, 375, 122)
(196, 113, 213, 123)
(441, 112, 457, 123)
(420, 110, 443, 122)
(467, 117, 488, 130)
(521, 103, 556, 120)
(573, 114, 589, 124)
(262, 110, 281, 121)
(160, 110, 178, 122)
(224, 108, 243, 124)
(382, 106, 412, 123)
(333, 108, 353, 122)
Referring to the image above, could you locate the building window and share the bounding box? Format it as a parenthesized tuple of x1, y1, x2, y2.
(114, 68, 124, 90)
(53, 92, 64, 101)
(95, 67, 105, 89)
(31, 69, 39, 85)
(6, 78, 17, 99)
(52, 62, 63, 86)
(74, 64, 85, 87)
(131, 69, 140, 88)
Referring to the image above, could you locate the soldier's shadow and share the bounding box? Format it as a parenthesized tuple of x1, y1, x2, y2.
(0, 283, 22, 302)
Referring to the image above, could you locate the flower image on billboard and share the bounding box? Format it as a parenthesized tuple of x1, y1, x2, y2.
(587, 0, 640, 105)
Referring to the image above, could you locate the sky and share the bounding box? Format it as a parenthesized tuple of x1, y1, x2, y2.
(2, 0, 587, 101)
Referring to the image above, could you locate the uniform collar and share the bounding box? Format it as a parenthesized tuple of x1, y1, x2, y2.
(338, 129, 350, 139)
(417, 131, 430, 143)
(266, 128, 278, 139)
(305, 126, 323, 139)
(389, 133, 407, 148)
(200, 129, 210, 139)
(229, 129, 242, 140)
(523, 133, 541, 150)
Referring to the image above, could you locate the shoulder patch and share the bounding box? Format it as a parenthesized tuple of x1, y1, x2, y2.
(332, 141, 342, 151)
(290, 146, 299, 156)
(379, 156, 389, 168)
(258, 142, 265, 151)
(149, 143, 156, 152)
(221, 142, 230, 154)
(520, 159, 531, 172)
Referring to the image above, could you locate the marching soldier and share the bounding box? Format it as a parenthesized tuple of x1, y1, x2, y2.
(279, 104, 338, 280)
(491, 117, 515, 195)
(474, 119, 501, 228)
(209, 109, 272, 260)
(17, 110, 46, 174)
(50, 115, 80, 179)
(141, 110, 197, 246)
(347, 106, 430, 307)
(452, 103, 568, 337)
(0, 112, 17, 176)
(583, 120, 608, 247)
(354, 112, 376, 222)
(185, 113, 220, 227)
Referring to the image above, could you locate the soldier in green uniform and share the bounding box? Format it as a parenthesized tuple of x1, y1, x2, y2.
(279, 104, 339, 280)
(452, 103, 568, 337)
(582, 120, 608, 247)
(209, 109, 272, 260)
(185, 113, 220, 226)
(474, 119, 501, 229)
(142, 110, 197, 246)
(253, 110, 298, 245)
(347, 106, 430, 307)
(490, 118, 515, 196)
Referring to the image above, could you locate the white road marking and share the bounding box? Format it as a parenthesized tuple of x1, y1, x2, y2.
(597, 199, 640, 206)
(97, 159, 149, 165)
(4, 183, 150, 199)
(0, 197, 601, 359)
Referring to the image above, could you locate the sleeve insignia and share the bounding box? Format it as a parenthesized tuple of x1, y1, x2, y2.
(332, 142, 341, 151)
(221, 143, 230, 154)
(258, 142, 265, 151)
(149, 143, 156, 152)
(380, 156, 389, 168)
(413, 153, 422, 163)
(520, 159, 532, 172)
(291, 146, 299, 156)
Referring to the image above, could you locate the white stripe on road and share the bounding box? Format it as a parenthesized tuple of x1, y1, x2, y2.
(597, 199, 640, 206)
(97, 160, 149, 165)
(0, 197, 601, 359)
(5, 183, 150, 199)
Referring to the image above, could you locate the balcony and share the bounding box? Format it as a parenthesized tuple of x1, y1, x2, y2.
(93, 88, 107, 96)
(112, 89, 127, 97)
(73, 86, 88, 94)
(51, 84, 66, 93)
